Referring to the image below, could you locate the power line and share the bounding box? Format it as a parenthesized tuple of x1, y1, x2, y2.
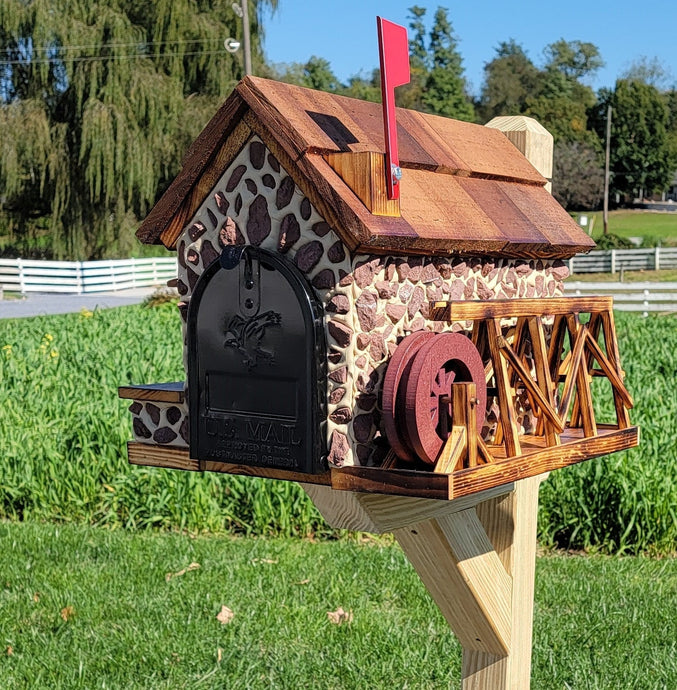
(0, 48, 230, 67)
(2, 36, 226, 56)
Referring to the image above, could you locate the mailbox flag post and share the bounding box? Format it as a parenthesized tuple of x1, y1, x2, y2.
(377, 17, 410, 200)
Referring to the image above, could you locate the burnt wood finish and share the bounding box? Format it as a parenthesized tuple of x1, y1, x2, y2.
(135, 76, 595, 258)
(118, 382, 184, 403)
(127, 424, 638, 500)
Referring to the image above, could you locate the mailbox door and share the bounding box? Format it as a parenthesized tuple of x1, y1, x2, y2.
(187, 246, 327, 474)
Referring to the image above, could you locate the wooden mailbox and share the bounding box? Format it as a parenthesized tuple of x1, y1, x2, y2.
(118, 75, 638, 689)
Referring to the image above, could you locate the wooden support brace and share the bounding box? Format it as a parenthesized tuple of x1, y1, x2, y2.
(303, 475, 544, 689)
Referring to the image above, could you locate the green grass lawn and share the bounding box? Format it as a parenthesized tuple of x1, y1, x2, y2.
(0, 522, 675, 689)
(581, 210, 677, 242)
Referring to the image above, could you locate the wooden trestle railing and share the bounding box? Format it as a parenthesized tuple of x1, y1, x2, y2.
(425, 295, 634, 472)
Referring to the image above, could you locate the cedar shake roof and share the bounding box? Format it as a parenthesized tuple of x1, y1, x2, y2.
(137, 76, 595, 259)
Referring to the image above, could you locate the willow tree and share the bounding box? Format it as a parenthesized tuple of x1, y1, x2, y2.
(0, 0, 275, 259)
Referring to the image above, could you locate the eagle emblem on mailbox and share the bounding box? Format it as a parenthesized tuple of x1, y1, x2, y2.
(223, 310, 282, 370)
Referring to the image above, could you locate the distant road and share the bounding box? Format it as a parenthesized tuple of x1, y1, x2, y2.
(0, 288, 157, 319)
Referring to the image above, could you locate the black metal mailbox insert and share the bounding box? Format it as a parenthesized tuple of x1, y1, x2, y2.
(187, 246, 327, 474)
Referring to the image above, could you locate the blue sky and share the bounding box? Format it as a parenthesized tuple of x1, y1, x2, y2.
(261, 1, 677, 96)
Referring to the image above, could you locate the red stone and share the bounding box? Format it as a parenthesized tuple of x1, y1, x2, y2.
(369, 333, 387, 361)
(247, 195, 271, 246)
(477, 279, 493, 300)
(550, 260, 569, 281)
(153, 426, 178, 444)
(356, 394, 377, 411)
(166, 406, 182, 426)
(133, 418, 152, 439)
(312, 269, 335, 290)
(262, 174, 275, 189)
(249, 140, 266, 169)
(327, 430, 350, 467)
(356, 445, 372, 464)
(353, 413, 374, 443)
(312, 221, 331, 237)
(386, 303, 406, 324)
(201, 240, 219, 268)
(129, 402, 142, 415)
(300, 197, 311, 220)
(407, 286, 425, 319)
(146, 404, 161, 426)
(267, 153, 280, 173)
(186, 266, 200, 291)
(226, 165, 246, 192)
(326, 294, 350, 314)
(535, 274, 545, 294)
(481, 261, 495, 277)
(207, 207, 218, 229)
(398, 283, 414, 302)
(354, 257, 381, 288)
(328, 366, 348, 383)
(219, 217, 244, 247)
(294, 241, 324, 273)
(188, 221, 207, 242)
(356, 333, 370, 350)
(276, 176, 295, 209)
(278, 213, 300, 253)
(449, 280, 465, 300)
(328, 348, 342, 364)
(396, 259, 410, 281)
(214, 191, 229, 215)
(375, 281, 396, 299)
(187, 248, 200, 265)
(356, 368, 380, 394)
(464, 278, 476, 300)
(328, 320, 353, 348)
(452, 259, 467, 277)
(421, 263, 439, 283)
(329, 387, 347, 404)
(355, 355, 367, 369)
(515, 260, 532, 277)
(356, 291, 378, 330)
(329, 407, 353, 424)
(327, 241, 346, 264)
(338, 270, 353, 287)
(409, 316, 426, 331)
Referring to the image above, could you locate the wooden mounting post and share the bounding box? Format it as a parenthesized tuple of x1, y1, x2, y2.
(303, 475, 545, 689)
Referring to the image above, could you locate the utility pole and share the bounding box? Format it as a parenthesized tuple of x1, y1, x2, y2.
(603, 105, 612, 235)
(240, 0, 252, 76)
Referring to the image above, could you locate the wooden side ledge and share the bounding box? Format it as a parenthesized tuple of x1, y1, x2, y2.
(118, 382, 185, 403)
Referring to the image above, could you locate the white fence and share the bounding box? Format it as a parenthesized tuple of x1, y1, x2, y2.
(564, 281, 677, 313)
(568, 247, 677, 274)
(0, 257, 178, 294)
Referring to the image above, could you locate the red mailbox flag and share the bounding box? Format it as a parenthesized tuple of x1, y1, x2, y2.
(377, 16, 410, 200)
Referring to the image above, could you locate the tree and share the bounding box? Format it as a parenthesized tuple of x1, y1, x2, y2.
(552, 141, 604, 210)
(543, 39, 603, 81)
(524, 40, 602, 146)
(593, 79, 677, 199)
(0, 0, 276, 260)
(477, 40, 539, 122)
(421, 7, 474, 121)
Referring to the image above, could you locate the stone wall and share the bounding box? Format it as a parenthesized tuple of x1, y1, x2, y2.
(128, 133, 569, 467)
